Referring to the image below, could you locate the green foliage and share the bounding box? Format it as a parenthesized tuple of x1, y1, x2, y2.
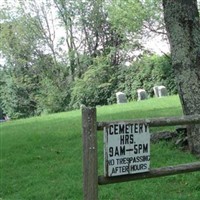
(108, 0, 163, 34)
(70, 56, 117, 108)
(108, 0, 146, 33)
(70, 54, 177, 108)
(36, 76, 71, 114)
(119, 55, 177, 100)
(0, 0, 175, 119)
(0, 73, 38, 119)
(0, 55, 72, 118)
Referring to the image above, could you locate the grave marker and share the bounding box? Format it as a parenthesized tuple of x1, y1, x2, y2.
(153, 86, 159, 97)
(137, 89, 148, 101)
(116, 92, 127, 104)
(158, 86, 168, 97)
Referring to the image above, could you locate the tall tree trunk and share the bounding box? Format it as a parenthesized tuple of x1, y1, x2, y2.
(163, 0, 200, 154)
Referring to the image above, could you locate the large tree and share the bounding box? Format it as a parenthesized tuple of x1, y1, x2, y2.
(163, 0, 200, 154)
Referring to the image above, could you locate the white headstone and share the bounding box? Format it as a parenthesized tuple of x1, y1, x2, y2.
(137, 89, 147, 101)
(0, 108, 3, 119)
(153, 86, 159, 97)
(158, 86, 168, 97)
(116, 92, 127, 104)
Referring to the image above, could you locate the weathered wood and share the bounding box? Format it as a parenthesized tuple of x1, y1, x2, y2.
(98, 162, 200, 185)
(82, 107, 98, 200)
(97, 114, 200, 130)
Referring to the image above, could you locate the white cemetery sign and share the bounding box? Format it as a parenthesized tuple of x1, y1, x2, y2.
(104, 122, 150, 177)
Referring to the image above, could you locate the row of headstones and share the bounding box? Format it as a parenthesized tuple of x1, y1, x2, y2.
(116, 86, 168, 104)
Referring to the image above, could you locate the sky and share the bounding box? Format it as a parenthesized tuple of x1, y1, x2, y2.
(144, 35, 170, 55)
(3, 0, 197, 65)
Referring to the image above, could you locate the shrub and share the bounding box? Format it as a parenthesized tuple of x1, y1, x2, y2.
(119, 54, 177, 100)
(70, 56, 116, 108)
(0, 74, 38, 119)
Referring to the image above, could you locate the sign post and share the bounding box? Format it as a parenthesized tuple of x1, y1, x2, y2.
(82, 110, 200, 197)
(104, 122, 150, 177)
(82, 107, 98, 200)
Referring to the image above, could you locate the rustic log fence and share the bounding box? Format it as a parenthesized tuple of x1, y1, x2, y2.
(82, 106, 200, 200)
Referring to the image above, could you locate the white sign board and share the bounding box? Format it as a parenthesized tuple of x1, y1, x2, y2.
(104, 123, 150, 177)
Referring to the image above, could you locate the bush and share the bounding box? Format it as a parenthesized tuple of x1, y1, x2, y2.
(0, 74, 38, 119)
(70, 56, 116, 108)
(119, 54, 177, 100)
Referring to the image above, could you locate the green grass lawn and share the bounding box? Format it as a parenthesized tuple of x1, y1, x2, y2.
(1, 95, 200, 200)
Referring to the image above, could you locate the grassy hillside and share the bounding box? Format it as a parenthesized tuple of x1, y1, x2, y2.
(1, 96, 200, 199)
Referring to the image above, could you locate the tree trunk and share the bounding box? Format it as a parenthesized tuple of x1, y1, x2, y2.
(163, 0, 200, 154)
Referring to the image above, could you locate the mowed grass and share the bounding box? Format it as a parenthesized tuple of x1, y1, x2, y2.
(0, 95, 200, 200)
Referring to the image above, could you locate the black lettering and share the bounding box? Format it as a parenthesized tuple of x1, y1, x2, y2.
(125, 124, 129, 134)
(120, 135, 125, 145)
(130, 163, 148, 171)
(134, 123, 138, 133)
(130, 124, 134, 133)
(120, 146, 126, 156)
(143, 163, 147, 169)
(114, 124, 118, 134)
(130, 134, 134, 144)
(134, 144, 138, 154)
(130, 164, 137, 171)
(139, 144, 143, 153)
(109, 125, 114, 135)
(119, 124, 125, 134)
(112, 167, 118, 174)
(136, 156, 141, 162)
(115, 146, 119, 156)
(109, 147, 113, 157)
(125, 135, 129, 144)
(143, 144, 148, 153)
(128, 157, 133, 163)
(120, 135, 134, 145)
(122, 166, 129, 173)
(139, 124, 143, 133)
(134, 144, 149, 154)
(110, 146, 126, 157)
(108, 159, 114, 165)
(144, 124, 149, 132)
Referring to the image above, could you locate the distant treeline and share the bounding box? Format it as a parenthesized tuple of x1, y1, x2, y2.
(0, 54, 177, 119)
(0, 0, 173, 119)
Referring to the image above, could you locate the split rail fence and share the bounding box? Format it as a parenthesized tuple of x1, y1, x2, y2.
(82, 107, 200, 200)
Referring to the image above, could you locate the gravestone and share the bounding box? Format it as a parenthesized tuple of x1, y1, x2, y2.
(158, 86, 168, 97)
(153, 86, 168, 97)
(116, 92, 127, 104)
(137, 89, 147, 101)
(0, 108, 5, 122)
(153, 86, 159, 97)
(0, 108, 3, 120)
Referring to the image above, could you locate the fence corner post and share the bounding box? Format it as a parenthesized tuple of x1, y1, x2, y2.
(82, 106, 98, 200)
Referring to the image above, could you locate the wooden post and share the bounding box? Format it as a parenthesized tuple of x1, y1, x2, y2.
(82, 106, 98, 200)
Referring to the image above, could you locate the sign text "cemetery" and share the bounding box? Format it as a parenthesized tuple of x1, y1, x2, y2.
(104, 123, 150, 177)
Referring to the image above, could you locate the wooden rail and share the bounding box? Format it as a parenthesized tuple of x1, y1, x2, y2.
(98, 162, 200, 185)
(82, 107, 200, 199)
(97, 114, 200, 130)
